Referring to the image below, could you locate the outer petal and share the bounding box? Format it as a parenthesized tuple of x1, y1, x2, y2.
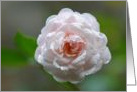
(46, 15, 56, 25)
(82, 13, 100, 32)
(100, 47, 111, 64)
(43, 62, 83, 83)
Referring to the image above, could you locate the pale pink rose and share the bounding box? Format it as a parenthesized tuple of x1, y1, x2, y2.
(35, 8, 111, 83)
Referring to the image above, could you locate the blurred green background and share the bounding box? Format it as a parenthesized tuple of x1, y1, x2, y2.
(1, 1, 126, 91)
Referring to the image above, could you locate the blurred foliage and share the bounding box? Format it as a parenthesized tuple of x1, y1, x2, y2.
(1, 1, 126, 91)
(1, 48, 27, 67)
(2, 31, 37, 67)
(14, 31, 37, 58)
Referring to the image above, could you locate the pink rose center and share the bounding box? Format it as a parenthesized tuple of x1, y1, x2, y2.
(57, 32, 85, 58)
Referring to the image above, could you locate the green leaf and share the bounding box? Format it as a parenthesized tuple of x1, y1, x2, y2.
(1, 48, 28, 67)
(14, 32, 37, 58)
(60, 82, 80, 91)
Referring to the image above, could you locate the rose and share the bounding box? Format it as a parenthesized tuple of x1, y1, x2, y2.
(35, 8, 111, 83)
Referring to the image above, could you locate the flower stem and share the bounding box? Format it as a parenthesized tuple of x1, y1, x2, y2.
(60, 82, 80, 91)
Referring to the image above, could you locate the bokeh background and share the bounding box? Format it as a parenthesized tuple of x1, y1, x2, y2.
(1, 1, 126, 91)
